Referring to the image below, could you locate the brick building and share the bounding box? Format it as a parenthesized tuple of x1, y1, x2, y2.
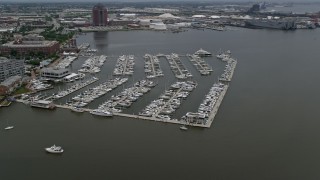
(0, 39, 59, 56)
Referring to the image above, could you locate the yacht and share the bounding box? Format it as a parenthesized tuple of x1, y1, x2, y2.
(90, 110, 113, 117)
(71, 107, 85, 113)
(45, 145, 64, 154)
(194, 48, 212, 57)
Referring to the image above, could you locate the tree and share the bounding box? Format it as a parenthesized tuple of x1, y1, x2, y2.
(10, 50, 18, 57)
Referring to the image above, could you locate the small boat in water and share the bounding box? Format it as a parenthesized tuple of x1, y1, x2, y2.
(4, 126, 14, 130)
(71, 107, 85, 113)
(45, 145, 64, 154)
(4, 119, 14, 130)
(180, 125, 188, 131)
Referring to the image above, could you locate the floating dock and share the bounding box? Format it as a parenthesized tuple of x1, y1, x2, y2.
(164, 54, 192, 79)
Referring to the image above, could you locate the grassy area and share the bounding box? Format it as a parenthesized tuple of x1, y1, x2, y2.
(0, 100, 11, 107)
(13, 86, 31, 95)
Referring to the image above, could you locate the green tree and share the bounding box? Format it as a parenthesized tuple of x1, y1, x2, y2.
(10, 50, 18, 57)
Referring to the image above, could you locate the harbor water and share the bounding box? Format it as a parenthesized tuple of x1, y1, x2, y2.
(1, 28, 320, 180)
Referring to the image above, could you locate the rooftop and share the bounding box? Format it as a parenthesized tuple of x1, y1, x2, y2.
(2, 40, 58, 48)
(0, 57, 23, 64)
(0, 75, 21, 86)
(41, 67, 69, 74)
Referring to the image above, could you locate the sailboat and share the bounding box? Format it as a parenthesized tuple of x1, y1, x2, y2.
(4, 119, 14, 130)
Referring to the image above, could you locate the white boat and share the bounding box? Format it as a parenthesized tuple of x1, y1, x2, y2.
(71, 107, 85, 113)
(90, 110, 113, 117)
(180, 125, 188, 130)
(45, 145, 64, 154)
(4, 126, 14, 130)
(194, 48, 212, 57)
(4, 119, 14, 130)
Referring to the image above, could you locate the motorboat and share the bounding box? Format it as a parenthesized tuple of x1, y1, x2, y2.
(45, 145, 64, 154)
(71, 107, 85, 113)
(180, 125, 188, 131)
(90, 110, 113, 117)
(4, 126, 14, 130)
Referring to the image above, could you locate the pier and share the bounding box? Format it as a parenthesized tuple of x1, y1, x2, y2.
(204, 84, 229, 128)
(187, 54, 213, 75)
(219, 59, 237, 82)
(48, 77, 99, 100)
(144, 54, 164, 78)
(164, 54, 192, 79)
(113, 55, 135, 76)
(94, 80, 156, 112)
(67, 78, 128, 107)
(54, 103, 213, 128)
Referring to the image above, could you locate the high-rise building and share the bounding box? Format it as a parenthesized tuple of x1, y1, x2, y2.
(92, 4, 108, 26)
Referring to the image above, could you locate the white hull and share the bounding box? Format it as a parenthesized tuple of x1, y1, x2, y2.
(180, 126, 188, 130)
(4, 126, 14, 130)
(90, 111, 113, 117)
(45, 148, 64, 154)
(71, 108, 85, 113)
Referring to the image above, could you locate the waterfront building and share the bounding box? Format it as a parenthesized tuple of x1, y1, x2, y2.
(0, 57, 24, 82)
(0, 35, 59, 56)
(92, 4, 108, 26)
(40, 67, 69, 79)
(0, 75, 22, 95)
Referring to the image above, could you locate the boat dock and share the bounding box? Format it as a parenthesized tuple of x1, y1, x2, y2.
(144, 54, 164, 78)
(66, 78, 128, 107)
(164, 54, 192, 79)
(54, 104, 209, 127)
(187, 54, 213, 75)
(93, 80, 157, 112)
(48, 77, 99, 100)
(113, 55, 135, 76)
(204, 84, 229, 128)
(219, 59, 237, 82)
(139, 81, 196, 118)
(154, 88, 183, 117)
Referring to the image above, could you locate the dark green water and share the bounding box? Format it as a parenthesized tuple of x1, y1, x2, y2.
(1, 28, 320, 180)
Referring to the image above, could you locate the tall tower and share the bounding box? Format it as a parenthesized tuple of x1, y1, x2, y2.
(92, 4, 108, 26)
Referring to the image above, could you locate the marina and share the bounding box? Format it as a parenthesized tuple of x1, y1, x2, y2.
(66, 77, 128, 107)
(181, 83, 228, 127)
(113, 55, 135, 76)
(139, 81, 196, 121)
(78, 55, 107, 73)
(187, 54, 213, 75)
(15, 48, 237, 128)
(144, 54, 164, 79)
(51, 77, 99, 100)
(164, 53, 192, 79)
(55, 56, 78, 69)
(29, 79, 53, 91)
(219, 58, 237, 82)
(92, 79, 157, 115)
